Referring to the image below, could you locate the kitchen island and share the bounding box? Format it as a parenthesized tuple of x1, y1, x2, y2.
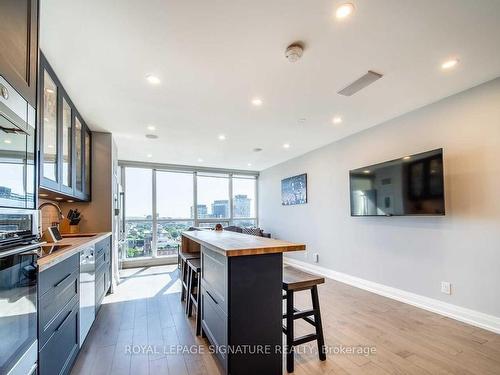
(181, 230, 305, 375)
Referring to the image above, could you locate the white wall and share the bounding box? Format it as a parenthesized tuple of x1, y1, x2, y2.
(259, 78, 500, 319)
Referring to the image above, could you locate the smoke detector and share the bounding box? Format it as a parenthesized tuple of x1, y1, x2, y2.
(285, 43, 304, 63)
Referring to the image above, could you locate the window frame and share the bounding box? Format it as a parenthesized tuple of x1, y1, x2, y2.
(120, 161, 259, 260)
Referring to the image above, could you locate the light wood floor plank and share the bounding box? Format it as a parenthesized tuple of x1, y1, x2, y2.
(70, 265, 500, 375)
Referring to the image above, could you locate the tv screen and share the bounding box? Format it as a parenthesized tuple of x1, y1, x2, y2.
(349, 149, 445, 216)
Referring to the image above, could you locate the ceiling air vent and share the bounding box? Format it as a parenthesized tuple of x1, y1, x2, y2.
(337, 70, 383, 96)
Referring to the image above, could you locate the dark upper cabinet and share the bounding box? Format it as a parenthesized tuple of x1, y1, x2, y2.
(0, 0, 39, 107)
(39, 53, 91, 201)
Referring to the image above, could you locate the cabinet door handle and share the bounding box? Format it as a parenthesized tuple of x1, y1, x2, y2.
(206, 290, 218, 304)
(54, 273, 71, 288)
(56, 310, 72, 332)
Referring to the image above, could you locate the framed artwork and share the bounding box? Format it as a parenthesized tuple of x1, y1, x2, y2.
(281, 173, 307, 205)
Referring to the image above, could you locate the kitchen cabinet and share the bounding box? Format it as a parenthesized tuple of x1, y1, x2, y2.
(95, 236, 111, 312)
(38, 253, 80, 375)
(0, 0, 39, 107)
(39, 53, 91, 201)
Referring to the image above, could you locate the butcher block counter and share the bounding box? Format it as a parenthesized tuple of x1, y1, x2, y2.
(38, 232, 112, 271)
(181, 230, 305, 375)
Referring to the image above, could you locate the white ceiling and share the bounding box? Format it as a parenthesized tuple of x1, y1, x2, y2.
(40, 0, 500, 171)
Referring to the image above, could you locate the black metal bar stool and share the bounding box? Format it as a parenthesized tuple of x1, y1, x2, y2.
(180, 251, 200, 302)
(282, 266, 326, 373)
(186, 258, 202, 336)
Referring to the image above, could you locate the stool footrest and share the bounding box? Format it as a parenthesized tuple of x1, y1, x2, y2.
(293, 333, 318, 346)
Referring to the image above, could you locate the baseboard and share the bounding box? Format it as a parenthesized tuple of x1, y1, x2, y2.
(284, 257, 500, 334)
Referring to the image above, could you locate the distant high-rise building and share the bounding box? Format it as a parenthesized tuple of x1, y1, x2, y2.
(191, 204, 208, 218)
(212, 200, 229, 218)
(233, 195, 251, 217)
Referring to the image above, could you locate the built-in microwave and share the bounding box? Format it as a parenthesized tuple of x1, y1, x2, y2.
(0, 75, 36, 210)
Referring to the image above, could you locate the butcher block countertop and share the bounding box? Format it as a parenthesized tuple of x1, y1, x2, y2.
(38, 232, 112, 271)
(181, 230, 305, 257)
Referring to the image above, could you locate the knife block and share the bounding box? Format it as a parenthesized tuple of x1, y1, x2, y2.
(59, 218, 80, 234)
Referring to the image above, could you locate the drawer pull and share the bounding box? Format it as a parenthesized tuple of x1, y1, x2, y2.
(206, 290, 218, 304)
(54, 273, 71, 288)
(56, 310, 72, 332)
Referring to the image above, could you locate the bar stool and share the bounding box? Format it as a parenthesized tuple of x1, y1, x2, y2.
(282, 266, 326, 373)
(180, 251, 200, 302)
(186, 258, 202, 336)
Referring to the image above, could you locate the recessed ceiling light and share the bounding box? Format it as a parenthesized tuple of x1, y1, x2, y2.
(403, 156, 411, 160)
(441, 59, 459, 70)
(332, 116, 343, 124)
(363, 170, 371, 174)
(146, 74, 161, 85)
(39, 193, 48, 197)
(45, 88, 55, 94)
(251, 98, 263, 106)
(218, 134, 226, 141)
(336, 3, 355, 19)
(283, 143, 290, 149)
(55, 197, 63, 200)
(147, 125, 156, 131)
(247, 163, 252, 167)
(67, 200, 74, 203)
(197, 158, 204, 163)
(147, 153, 152, 158)
(4, 139, 12, 144)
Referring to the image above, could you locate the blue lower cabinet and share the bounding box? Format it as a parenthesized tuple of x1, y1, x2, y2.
(38, 253, 80, 375)
(38, 300, 79, 375)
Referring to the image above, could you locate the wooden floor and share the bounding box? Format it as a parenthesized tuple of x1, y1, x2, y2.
(71, 265, 500, 375)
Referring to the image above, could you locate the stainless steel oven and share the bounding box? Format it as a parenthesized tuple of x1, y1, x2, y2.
(0, 208, 40, 375)
(0, 75, 36, 210)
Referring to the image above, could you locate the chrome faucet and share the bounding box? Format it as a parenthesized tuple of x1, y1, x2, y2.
(38, 201, 65, 220)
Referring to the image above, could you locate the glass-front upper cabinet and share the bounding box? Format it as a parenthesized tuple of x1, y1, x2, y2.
(84, 127, 91, 196)
(61, 98, 72, 194)
(39, 53, 91, 201)
(40, 68, 59, 190)
(74, 116, 83, 196)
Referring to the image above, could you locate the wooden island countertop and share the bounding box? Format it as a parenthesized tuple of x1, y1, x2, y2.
(181, 230, 305, 257)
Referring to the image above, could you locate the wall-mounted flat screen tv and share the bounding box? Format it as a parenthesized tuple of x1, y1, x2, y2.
(349, 148, 445, 216)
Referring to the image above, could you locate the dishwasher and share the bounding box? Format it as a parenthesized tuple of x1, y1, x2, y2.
(79, 245, 95, 346)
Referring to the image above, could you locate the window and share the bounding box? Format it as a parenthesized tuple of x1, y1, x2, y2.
(156, 171, 194, 256)
(121, 165, 258, 262)
(197, 173, 229, 219)
(124, 168, 153, 258)
(232, 175, 256, 218)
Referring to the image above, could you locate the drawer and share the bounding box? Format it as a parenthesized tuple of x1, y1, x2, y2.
(39, 293, 78, 348)
(201, 246, 227, 313)
(39, 301, 79, 375)
(39, 253, 79, 297)
(95, 237, 111, 258)
(95, 272, 105, 311)
(201, 287, 227, 370)
(39, 269, 79, 338)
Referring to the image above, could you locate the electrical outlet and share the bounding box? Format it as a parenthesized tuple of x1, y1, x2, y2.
(313, 253, 319, 263)
(441, 281, 451, 295)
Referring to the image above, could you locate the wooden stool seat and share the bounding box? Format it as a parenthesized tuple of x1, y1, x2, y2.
(283, 266, 325, 291)
(186, 258, 202, 336)
(282, 266, 326, 373)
